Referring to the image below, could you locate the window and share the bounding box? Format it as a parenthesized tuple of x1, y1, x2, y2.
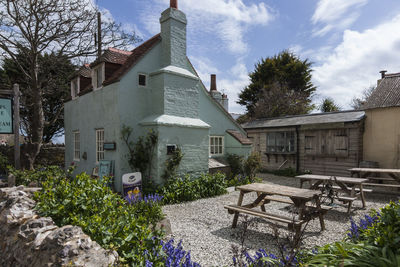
(73, 131, 80, 160)
(210, 136, 224, 156)
(71, 78, 79, 99)
(96, 129, 104, 162)
(138, 74, 147, 87)
(266, 132, 295, 153)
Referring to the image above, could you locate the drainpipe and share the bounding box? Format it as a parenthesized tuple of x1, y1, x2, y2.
(296, 126, 300, 173)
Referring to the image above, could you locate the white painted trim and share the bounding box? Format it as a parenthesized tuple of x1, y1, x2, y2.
(92, 63, 105, 91)
(71, 77, 80, 99)
(209, 135, 224, 156)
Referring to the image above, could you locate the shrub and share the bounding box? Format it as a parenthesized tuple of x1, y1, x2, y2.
(160, 173, 227, 204)
(8, 165, 69, 186)
(243, 152, 261, 181)
(34, 172, 165, 265)
(226, 154, 244, 178)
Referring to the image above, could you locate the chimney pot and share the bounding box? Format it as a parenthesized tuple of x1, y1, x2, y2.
(170, 0, 178, 9)
(210, 74, 217, 91)
(380, 70, 387, 79)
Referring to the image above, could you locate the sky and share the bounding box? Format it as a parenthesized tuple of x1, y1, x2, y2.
(95, 0, 400, 114)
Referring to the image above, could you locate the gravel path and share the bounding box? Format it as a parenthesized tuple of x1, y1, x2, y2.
(162, 174, 399, 266)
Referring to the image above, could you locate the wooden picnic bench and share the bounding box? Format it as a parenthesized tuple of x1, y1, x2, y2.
(295, 174, 369, 213)
(224, 183, 325, 238)
(349, 168, 400, 190)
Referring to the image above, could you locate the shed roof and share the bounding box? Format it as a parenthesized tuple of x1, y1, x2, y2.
(363, 72, 400, 109)
(242, 110, 365, 129)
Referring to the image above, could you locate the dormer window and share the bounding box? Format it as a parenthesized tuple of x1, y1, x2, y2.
(93, 63, 104, 89)
(138, 73, 147, 87)
(71, 77, 79, 99)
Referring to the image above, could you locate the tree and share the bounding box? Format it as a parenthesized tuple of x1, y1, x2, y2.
(1, 51, 76, 143)
(0, 0, 138, 169)
(238, 50, 316, 119)
(320, 97, 340, 113)
(253, 82, 314, 118)
(350, 86, 375, 110)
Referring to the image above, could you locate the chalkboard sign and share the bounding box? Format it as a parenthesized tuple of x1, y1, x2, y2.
(98, 160, 113, 181)
(0, 98, 12, 134)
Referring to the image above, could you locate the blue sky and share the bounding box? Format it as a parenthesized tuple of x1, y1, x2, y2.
(96, 0, 400, 114)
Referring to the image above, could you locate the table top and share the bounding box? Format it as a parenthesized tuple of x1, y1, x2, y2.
(349, 168, 400, 174)
(236, 182, 320, 200)
(296, 174, 368, 184)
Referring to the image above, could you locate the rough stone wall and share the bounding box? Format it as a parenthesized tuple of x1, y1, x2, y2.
(0, 186, 118, 267)
(0, 144, 65, 170)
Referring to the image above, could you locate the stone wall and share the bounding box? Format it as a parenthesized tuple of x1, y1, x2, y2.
(0, 144, 65, 171)
(0, 186, 118, 267)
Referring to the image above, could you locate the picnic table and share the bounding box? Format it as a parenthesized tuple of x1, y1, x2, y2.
(349, 168, 400, 185)
(295, 174, 368, 213)
(224, 183, 326, 238)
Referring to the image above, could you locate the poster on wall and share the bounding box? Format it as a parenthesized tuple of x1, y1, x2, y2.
(0, 98, 13, 134)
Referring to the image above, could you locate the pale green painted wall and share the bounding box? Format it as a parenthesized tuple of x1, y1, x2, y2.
(225, 134, 252, 157)
(65, 7, 251, 192)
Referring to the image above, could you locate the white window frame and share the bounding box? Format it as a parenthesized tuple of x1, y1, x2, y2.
(71, 77, 80, 99)
(92, 63, 105, 90)
(96, 129, 105, 162)
(73, 131, 80, 161)
(138, 73, 147, 87)
(209, 136, 224, 156)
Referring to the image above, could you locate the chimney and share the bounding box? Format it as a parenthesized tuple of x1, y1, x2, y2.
(209, 74, 222, 103)
(221, 93, 229, 112)
(377, 70, 387, 86)
(160, 0, 187, 68)
(170, 0, 178, 9)
(210, 74, 217, 91)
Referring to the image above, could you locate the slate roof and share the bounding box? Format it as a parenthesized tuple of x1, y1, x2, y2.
(363, 72, 400, 109)
(90, 47, 132, 67)
(103, 34, 161, 86)
(226, 130, 252, 145)
(242, 110, 365, 129)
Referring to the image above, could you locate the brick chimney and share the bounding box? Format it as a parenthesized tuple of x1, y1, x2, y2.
(209, 74, 222, 104)
(210, 74, 217, 91)
(160, 0, 187, 68)
(170, 0, 178, 9)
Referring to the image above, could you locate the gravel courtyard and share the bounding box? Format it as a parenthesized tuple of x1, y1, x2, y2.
(162, 173, 399, 266)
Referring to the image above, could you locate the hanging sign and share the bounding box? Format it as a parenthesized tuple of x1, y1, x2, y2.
(0, 98, 12, 134)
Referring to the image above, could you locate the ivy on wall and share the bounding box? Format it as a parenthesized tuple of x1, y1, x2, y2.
(121, 125, 158, 179)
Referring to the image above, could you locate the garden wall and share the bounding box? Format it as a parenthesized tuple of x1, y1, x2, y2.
(0, 144, 65, 170)
(0, 186, 118, 267)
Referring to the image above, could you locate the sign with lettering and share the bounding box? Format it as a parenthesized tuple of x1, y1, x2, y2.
(0, 98, 12, 134)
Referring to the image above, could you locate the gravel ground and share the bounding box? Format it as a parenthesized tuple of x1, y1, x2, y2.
(162, 173, 399, 267)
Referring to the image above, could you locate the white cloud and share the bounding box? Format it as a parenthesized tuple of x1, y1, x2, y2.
(313, 14, 400, 108)
(312, 0, 368, 37)
(141, 0, 273, 54)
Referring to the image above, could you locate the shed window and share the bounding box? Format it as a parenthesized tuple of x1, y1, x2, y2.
(96, 129, 104, 162)
(73, 131, 80, 160)
(266, 132, 295, 153)
(304, 129, 349, 157)
(210, 136, 224, 156)
(138, 74, 147, 86)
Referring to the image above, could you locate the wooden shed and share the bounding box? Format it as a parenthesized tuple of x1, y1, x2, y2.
(242, 111, 365, 177)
